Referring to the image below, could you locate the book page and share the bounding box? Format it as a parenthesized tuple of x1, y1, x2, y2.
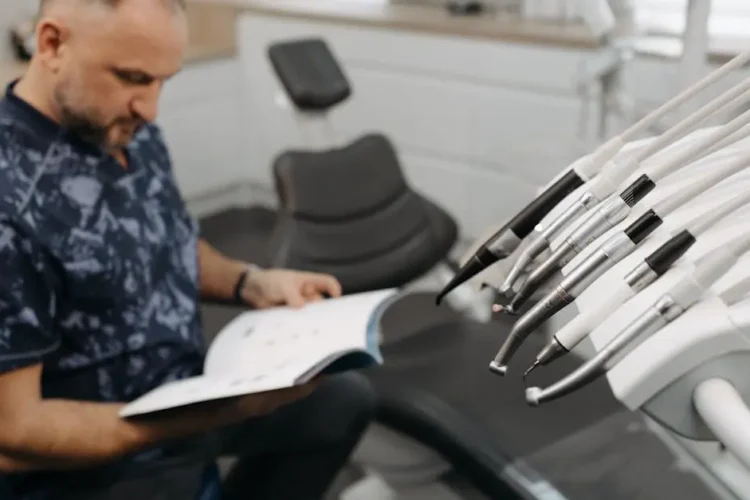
(203, 288, 398, 379)
(118, 373, 297, 418)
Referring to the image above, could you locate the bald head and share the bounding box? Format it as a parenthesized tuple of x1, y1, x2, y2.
(39, 0, 186, 15)
(25, 0, 189, 150)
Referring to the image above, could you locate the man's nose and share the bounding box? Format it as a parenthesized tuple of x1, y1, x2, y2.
(131, 83, 161, 123)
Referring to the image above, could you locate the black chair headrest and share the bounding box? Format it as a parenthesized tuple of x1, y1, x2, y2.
(267, 38, 352, 112)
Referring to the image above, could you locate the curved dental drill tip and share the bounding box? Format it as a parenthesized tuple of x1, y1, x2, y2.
(493, 302, 520, 316)
(506, 295, 524, 315)
(525, 387, 543, 407)
(493, 289, 568, 370)
(523, 360, 541, 380)
(488, 360, 508, 376)
(496, 304, 518, 316)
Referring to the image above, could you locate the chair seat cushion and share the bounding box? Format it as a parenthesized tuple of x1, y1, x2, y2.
(363, 319, 624, 498)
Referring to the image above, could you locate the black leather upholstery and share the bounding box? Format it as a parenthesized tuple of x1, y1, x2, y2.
(364, 319, 624, 499)
(267, 38, 351, 112)
(267, 134, 459, 294)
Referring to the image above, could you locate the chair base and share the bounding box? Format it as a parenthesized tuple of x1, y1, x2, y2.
(342, 423, 483, 500)
(340, 474, 470, 500)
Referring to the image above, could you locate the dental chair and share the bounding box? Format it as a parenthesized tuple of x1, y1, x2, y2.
(263, 38, 460, 296)
(260, 37, 493, 322)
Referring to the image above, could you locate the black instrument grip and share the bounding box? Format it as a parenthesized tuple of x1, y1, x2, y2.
(619, 174, 656, 207)
(624, 209, 663, 244)
(509, 170, 585, 238)
(645, 230, 696, 276)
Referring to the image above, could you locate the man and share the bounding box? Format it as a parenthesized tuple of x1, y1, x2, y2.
(0, 0, 376, 498)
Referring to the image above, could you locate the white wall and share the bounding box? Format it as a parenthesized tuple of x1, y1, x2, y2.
(0, 1, 36, 64)
(157, 56, 249, 215)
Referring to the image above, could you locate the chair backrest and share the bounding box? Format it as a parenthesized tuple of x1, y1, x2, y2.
(267, 134, 458, 294)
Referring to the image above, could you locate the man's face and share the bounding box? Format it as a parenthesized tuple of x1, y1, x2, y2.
(41, 2, 187, 151)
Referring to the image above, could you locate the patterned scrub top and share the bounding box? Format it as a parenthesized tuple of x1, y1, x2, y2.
(0, 81, 208, 498)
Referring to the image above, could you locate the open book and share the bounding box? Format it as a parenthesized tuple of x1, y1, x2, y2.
(119, 288, 400, 417)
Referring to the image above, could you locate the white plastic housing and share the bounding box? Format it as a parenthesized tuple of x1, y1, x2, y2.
(569, 232, 750, 409)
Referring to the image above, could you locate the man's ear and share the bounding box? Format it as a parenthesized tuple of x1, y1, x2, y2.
(34, 18, 70, 72)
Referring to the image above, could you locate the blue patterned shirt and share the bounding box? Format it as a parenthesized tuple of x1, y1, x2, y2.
(0, 81, 207, 497)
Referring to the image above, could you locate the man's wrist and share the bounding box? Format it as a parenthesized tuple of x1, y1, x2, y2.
(233, 263, 262, 305)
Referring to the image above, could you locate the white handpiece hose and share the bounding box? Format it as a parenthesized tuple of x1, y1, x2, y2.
(688, 190, 750, 236)
(646, 103, 750, 183)
(719, 274, 750, 305)
(620, 51, 750, 142)
(685, 234, 750, 301)
(693, 378, 750, 471)
(646, 232, 750, 310)
(590, 78, 750, 200)
(555, 190, 750, 352)
(575, 51, 750, 180)
(706, 121, 750, 157)
(652, 146, 750, 217)
(556, 280, 634, 351)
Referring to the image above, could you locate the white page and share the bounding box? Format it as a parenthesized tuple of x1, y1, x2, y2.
(203, 288, 398, 378)
(118, 370, 301, 418)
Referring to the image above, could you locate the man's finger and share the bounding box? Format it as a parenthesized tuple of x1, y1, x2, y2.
(284, 285, 306, 308)
(301, 283, 325, 302)
(308, 273, 342, 298)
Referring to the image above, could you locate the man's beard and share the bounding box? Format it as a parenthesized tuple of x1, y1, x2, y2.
(54, 87, 143, 151)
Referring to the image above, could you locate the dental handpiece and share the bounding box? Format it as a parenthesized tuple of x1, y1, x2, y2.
(434, 52, 750, 304)
(499, 129, 750, 297)
(491, 173, 734, 375)
(505, 103, 750, 313)
(526, 187, 750, 376)
(495, 172, 750, 377)
(524, 232, 750, 406)
(499, 77, 750, 298)
(489, 208, 663, 376)
(499, 126, 728, 296)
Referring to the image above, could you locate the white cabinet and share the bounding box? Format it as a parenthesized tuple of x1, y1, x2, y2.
(157, 57, 246, 202)
(236, 13, 606, 239)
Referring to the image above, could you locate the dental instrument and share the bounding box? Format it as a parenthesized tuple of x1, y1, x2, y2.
(505, 102, 750, 313)
(434, 52, 750, 304)
(525, 187, 750, 377)
(522, 231, 750, 406)
(490, 166, 750, 376)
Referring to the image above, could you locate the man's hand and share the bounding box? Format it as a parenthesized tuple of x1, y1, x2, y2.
(0, 363, 323, 473)
(235, 379, 321, 416)
(242, 269, 343, 309)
